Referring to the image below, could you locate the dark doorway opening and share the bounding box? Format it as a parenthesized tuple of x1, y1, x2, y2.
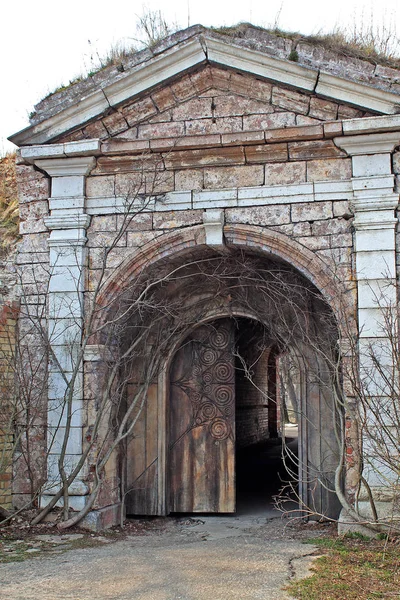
(234, 318, 298, 516)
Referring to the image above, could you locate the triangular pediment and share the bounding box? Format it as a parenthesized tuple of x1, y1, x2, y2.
(9, 26, 400, 147)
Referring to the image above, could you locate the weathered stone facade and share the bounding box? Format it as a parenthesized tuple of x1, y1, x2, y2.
(6, 25, 400, 528)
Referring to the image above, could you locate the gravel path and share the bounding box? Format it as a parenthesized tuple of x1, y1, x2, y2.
(0, 515, 322, 600)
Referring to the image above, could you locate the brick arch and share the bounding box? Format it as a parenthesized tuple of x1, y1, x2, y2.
(95, 223, 353, 331)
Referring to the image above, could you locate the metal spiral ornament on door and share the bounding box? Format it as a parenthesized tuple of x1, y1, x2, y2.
(169, 319, 236, 513)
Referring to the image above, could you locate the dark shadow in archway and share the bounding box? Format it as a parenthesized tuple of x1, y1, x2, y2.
(234, 318, 298, 517)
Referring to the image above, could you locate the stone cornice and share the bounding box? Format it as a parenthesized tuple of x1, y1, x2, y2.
(205, 37, 318, 92)
(334, 132, 400, 156)
(316, 73, 400, 116)
(343, 115, 400, 136)
(9, 38, 207, 147)
(35, 156, 96, 177)
(9, 35, 400, 147)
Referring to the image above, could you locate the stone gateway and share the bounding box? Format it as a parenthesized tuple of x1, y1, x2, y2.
(4, 25, 400, 530)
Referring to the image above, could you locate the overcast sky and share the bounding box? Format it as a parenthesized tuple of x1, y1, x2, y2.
(1, 0, 399, 154)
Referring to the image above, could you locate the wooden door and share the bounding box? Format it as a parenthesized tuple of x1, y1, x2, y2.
(169, 319, 235, 513)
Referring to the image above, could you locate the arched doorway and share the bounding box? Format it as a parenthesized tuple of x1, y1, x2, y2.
(167, 315, 340, 518)
(118, 243, 344, 519)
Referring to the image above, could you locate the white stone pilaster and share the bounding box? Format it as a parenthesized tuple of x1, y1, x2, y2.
(335, 132, 400, 504)
(35, 155, 95, 510)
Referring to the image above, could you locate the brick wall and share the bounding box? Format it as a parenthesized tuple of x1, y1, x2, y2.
(0, 256, 18, 510)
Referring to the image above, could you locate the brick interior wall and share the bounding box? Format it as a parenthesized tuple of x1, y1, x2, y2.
(235, 322, 271, 448)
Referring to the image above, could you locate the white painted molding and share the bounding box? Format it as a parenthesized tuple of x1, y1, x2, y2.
(334, 132, 400, 156)
(104, 38, 206, 106)
(35, 156, 96, 177)
(21, 140, 101, 161)
(44, 214, 91, 231)
(343, 115, 400, 135)
(13, 91, 110, 146)
(203, 209, 225, 246)
(85, 180, 353, 215)
(316, 73, 400, 115)
(205, 37, 318, 92)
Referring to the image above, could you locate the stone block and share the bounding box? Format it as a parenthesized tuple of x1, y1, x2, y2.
(18, 233, 49, 254)
(17, 165, 49, 203)
(94, 154, 162, 175)
(151, 87, 176, 111)
(87, 230, 126, 248)
(357, 279, 397, 309)
(221, 131, 264, 146)
(289, 140, 345, 160)
(170, 75, 197, 101)
(150, 135, 221, 151)
(309, 97, 338, 120)
(356, 250, 395, 280)
(306, 158, 352, 182)
(225, 205, 290, 226)
(86, 175, 115, 198)
(265, 124, 323, 143)
(375, 64, 400, 81)
(88, 215, 117, 233)
(213, 94, 274, 118)
(116, 212, 153, 231)
(126, 230, 164, 248)
(337, 105, 364, 119)
(229, 71, 255, 97)
(297, 235, 332, 250)
(175, 169, 204, 191)
(210, 67, 231, 91)
(264, 161, 306, 185)
(245, 143, 288, 164)
(323, 122, 343, 138)
(292, 221, 312, 236)
(52, 175, 84, 198)
(19, 200, 49, 223)
(122, 97, 158, 126)
(153, 209, 202, 229)
(101, 140, 150, 155)
(353, 154, 392, 177)
(82, 120, 109, 140)
(193, 189, 237, 209)
(164, 146, 245, 169)
(190, 66, 214, 94)
(333, 200, 352, 218)
(355, 228, 395, 252)
(137, 122, 185, 139)
(204, 165, 264, 189)
(115, 170, 174, 196)
(312, 218, 350, 236)
(102, 111, 129, 136)
(249, 79, 273, 102)
(113, 128, 138, 141)
(184, 116, 243, 135)
(148, 110, 173, 123)
(291, 201, 333, 222)
(19, 219, 48, 235)
(296, 115, 322, 125)
(243, 112, 296, 130)
(172, 97, 213, 120)
(271, 86, 310, 114)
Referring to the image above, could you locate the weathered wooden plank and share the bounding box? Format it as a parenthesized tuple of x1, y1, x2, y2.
(169, 319, 235, 513)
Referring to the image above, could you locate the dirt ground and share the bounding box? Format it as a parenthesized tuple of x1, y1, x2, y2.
(0, 513, 333, 600)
